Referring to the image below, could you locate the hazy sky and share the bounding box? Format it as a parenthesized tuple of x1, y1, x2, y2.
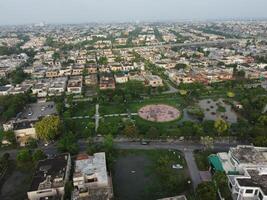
(0, 0, 267, 25)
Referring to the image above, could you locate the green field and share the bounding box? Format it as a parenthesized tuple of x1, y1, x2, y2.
(113, 149, 192, 200)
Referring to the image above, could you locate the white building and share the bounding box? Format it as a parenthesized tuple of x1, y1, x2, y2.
(114, 74, 129, 83)
(72, 153, 113, 200)
(212, 145, 267, 200)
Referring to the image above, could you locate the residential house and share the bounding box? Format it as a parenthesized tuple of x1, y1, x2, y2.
(72, 153, 113, 200)
(84, 74, 98, 86)
(210, 145, 267, 200)
(27, 154, 71, 200)
(67, 76, 83, 94)
(143, 74, 163, 87)
(114, 74, 128, 83)
(99, 74, 115, 90)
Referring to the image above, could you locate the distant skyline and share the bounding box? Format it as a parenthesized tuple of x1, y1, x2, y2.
(0, 0, 267, 25)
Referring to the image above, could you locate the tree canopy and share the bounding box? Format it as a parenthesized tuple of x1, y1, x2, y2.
(196, 181, 216, 200)
(214, 119, 229, 136)
(35, 116, 61, 141)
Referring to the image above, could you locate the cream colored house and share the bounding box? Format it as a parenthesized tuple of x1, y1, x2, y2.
(144, 75, 163, 87)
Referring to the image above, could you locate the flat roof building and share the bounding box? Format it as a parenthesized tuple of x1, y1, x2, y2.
(210, 145, 267, 200)
(27, 154, 71, 200)
(72, 152, 113, 200)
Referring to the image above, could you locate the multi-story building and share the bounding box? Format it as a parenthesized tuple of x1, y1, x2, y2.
(72, 153, 113, 200)
(27, 154, 71, 200)
(210, 145, 267, 200)
(67, 76, 83, 94)
(84, 74, 98, 86)
(99, 74, 115, 90)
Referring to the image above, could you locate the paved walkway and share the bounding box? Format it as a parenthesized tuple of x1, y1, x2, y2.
(95, 104, 99, 132)
(71, 112, 138, 119)
(183, 149, 202, 189)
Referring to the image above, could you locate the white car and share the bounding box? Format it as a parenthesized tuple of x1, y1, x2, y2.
(172, 164, 183, 169)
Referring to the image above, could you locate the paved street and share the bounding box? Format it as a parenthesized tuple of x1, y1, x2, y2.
(184, 150, 202, 189)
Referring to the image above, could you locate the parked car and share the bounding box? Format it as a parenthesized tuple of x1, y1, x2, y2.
(172, 164, 183, 169)
(140, 139, 150, 145)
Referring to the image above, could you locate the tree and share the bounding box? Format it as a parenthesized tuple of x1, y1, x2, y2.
(146, 127, 160, 139)
(123, 122, 139, 138)
(234, 70, 246, 80)
(0, 93, 36, 121)
(201, 136, 214, 150)
(9, 67, 29, 85)
(214, 119, 229, 136)
(33, 149, 46, 162)
(253, 136, 267, 147)
(115, 56, 123, 62)
(175, 63, 187, 70)
(27, 138, 38, 148)
(125, 80, 145, 99)
(98, 56, 108, 65)
(103, 134, 114, 151)
(196, 182, 216, 200)
(57, 133, 79, 155)
(213, 172, 232, 200)
(257, 115, 267, 126)
(16, 149, 32, 163)
(35, 116, 61, 142)
(64, 181, 74, 200)
(84, 122, 95, 138)
(52, 52, 60, 61)
(102, 134, 116, 169)
(0, 77, 9, 86)
(3, 130, 16, 145)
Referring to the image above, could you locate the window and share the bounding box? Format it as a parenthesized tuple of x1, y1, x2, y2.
(245, 189, 253, 194)
(259, 192, 263, 200)
(254, 190, 258, 195)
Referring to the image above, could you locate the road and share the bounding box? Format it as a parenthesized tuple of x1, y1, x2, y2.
(184, 150, 202, 189)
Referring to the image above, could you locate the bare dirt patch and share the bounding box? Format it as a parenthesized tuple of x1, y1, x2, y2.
(138, 104, 180, 122)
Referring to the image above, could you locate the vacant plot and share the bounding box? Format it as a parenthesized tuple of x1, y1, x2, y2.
(0, 164, 33, 200)
(138, 104, 181, 122)
(113, 150, 191, 200)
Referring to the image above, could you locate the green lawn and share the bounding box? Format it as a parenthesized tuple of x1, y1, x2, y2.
(65, 118, 95, 138)
(133, 116, 182, 137)
(70, 101, 95, 117)
(127, 95, 185, 113)
(99, 103, 128, 115)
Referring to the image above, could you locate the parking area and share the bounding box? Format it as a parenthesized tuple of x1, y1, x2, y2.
(19, 101, 57, 120)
